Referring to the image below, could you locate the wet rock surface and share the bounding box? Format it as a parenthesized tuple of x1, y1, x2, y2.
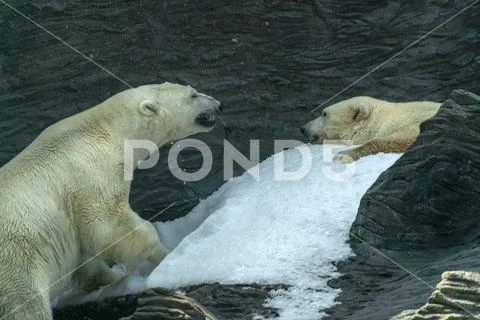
(53, 294, 137, 320)
(326, 90, 480, 319)
(184, 283, 282, 320)
(1, 1, 480, 319)
(53, 287, 218, 320)
(119, 287, 217, 320)
(53, 284, 281, 320)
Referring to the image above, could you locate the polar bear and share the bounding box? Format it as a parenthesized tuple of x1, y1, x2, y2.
(0, 83, 220, 320)
(301, 96, 440, 162)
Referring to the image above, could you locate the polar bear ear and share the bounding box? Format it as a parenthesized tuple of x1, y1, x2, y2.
(351, 102, 372, 121)
(139, 100, 158, 116)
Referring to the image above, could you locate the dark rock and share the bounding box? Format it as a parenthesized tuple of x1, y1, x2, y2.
(53, 294, 138, 320)
(184, 283, 283, 320)
(54, 287, 216, 320)
(450, 89, 480, 105)
(121, 288, 216, 320)
(326, 91, 480, 319)
(351, 90, 480, 250)
(53, 284, 280, 320)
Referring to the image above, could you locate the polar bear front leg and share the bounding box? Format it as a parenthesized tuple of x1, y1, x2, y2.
(100, 211, 168, 273)
(73, 257, 123, 292)
(334, 133, 417, 162)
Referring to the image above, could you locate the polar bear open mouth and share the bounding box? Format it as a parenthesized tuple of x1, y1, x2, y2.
(195, 111, 217, 127)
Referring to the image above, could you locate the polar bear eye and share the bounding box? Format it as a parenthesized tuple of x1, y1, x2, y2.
(191, 93, 199, 98)
(322, 110, 327, 117)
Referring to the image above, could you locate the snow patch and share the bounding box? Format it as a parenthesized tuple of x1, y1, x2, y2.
(147, 145, 400, 319)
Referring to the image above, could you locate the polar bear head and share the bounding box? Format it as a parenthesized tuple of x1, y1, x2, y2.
(301, 96, 376, 144)
(107, 82, 221, 146)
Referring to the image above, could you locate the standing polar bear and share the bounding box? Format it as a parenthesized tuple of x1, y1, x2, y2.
(301, 96, 441, 162)
(0, 83, 220, 320)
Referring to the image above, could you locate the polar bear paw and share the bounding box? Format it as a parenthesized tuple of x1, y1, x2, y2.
(333, 151, 356, 163)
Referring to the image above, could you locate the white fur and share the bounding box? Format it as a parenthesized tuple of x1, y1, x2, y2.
(302, 96, 441, 162)
(0, 83, 220, 319)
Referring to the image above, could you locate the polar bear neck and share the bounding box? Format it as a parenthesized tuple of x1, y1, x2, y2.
(92, 93, 173, 147)
(351, 99, 440, 144)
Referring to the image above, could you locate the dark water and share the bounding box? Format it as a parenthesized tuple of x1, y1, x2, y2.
(1, 0, 480, 319)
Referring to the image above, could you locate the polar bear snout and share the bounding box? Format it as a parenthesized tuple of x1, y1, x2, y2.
(300, 124, 319, 143)
(194, 94, 221, 128)
(197, 93, 221, 112)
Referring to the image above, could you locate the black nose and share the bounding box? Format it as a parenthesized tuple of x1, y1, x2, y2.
(300, 127, 319, 143)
